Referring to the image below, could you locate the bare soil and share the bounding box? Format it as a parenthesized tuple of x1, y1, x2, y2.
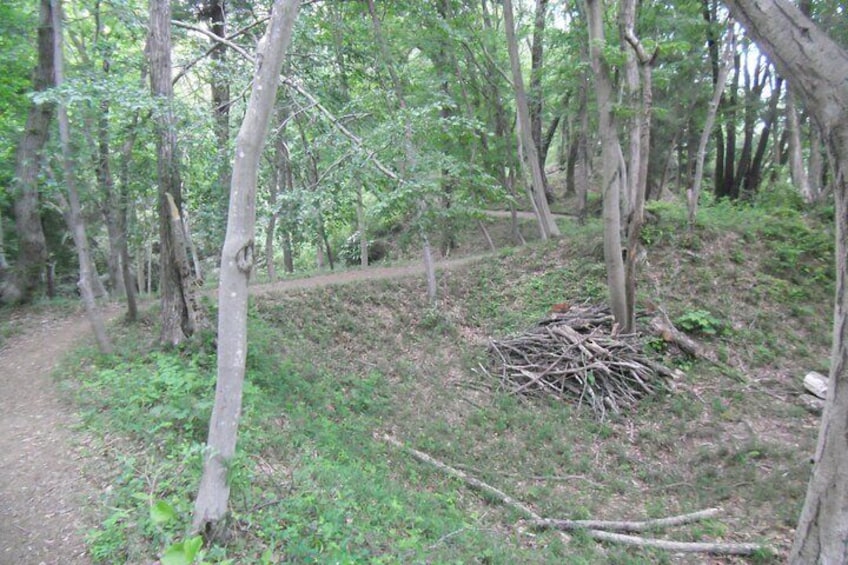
(0, 306, 108, 565)
(0, 255, 483, 564)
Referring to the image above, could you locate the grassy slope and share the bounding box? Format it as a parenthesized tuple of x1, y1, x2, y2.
(65, 195, 833, 564)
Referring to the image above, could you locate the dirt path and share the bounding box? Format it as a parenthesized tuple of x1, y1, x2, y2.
(0, 255, 486, 563)
(0, 307, 110, 564)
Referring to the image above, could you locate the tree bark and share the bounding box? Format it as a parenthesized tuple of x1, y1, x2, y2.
(786, 90, 814, 202)
(621, 0, 655, 333)
(4, 0, 55, 304)
(50, 0, 112, 355)
(503, 0, 560, 240)
(723, 2, 848, 563)
(586, 0, 628, 329)
(150, 0, 197, 346)
(193, 0, 299, 537)
(203, 0, 231, 250)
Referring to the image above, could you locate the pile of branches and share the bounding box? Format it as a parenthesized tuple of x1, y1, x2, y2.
(481, 304, 676, 418)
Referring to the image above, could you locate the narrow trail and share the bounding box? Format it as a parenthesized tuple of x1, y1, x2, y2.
(0, 254, 487, 563)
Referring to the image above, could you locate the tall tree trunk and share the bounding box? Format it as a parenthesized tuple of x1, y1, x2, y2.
(586, 0, 628, 330)
(193, 0, 298, 537)
(204, 0, 231, 250)
(688, 29, 734, 226)
(503, 0, 559, 240)
(529, 0, 553, 203)
(50, 0, 112, 355)
(808, 121, 824, 198)
(4, 0, 55, 304)
(575, 77, 591, 222)
(621, 0, 655, 333)
(724, 2, 848, 563)
(743, 74, 782, 196)
(716, 52, 740, 199)
(150, 0, 197, 346)
(786, 90, 813, 201)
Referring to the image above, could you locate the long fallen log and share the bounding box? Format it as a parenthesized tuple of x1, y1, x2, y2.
(586, 530, 765, 556)
(380, 434, 771, 557)
(528, 508, 720, 533)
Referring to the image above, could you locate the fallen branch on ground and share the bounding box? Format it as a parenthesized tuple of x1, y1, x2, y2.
(380, 434, 770, 557)
(528, 507, 719, 532)
(378, 433, 542, 521)
(585, 530, 764, 555)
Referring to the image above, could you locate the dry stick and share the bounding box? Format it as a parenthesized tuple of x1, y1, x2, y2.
(381, 435, 766, 556)
(379, 434, 543, 521)
(529, 508, 720, 533)
(586, 530, 764, 556)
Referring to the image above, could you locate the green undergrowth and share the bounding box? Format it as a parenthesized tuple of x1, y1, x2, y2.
(62, 196, 833, 563)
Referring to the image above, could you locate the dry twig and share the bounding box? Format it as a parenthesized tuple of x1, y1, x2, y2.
(481, 304, 674, 418)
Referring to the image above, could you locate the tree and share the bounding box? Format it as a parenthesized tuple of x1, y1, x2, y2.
(723, 1, 848, 562)
(366, 0, 438, 304)
(50, 0, 113, 354)
(585, 0, 627, 329)
(149, 0, 198, 346)
(503, 0, 560, 241)
(2, 0, 54, 304)
(193, 0, 299, 536)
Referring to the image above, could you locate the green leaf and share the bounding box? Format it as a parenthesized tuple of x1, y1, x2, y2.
(160, 542, 191, 565)
(183, 536, 203, 562)
(150, 500, 177, 525)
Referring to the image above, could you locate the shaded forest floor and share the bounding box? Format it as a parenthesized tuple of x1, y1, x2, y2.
(1, 194, 835, 563)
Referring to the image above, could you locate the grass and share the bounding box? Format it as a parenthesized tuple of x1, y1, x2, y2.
(58, 194, 834, 563)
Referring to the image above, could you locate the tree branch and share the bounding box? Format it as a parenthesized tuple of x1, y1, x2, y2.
(528, 508, 720, 533)
(586, 530, 766, 556)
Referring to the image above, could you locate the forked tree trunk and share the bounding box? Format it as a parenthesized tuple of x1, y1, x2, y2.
(723, 2, 848, 562)
(4, 0, 55, 304)
(503, 0, 560, 240)
(50, 0, 112, 355)
(586, 0, 628, 329)
(620, 0, 655, 333)
(193, 0, 299, 537)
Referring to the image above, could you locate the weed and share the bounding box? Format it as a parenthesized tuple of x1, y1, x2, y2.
(675, 309, 724, 336)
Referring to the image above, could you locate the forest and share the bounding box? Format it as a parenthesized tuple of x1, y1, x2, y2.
(1, 0, 847, 562)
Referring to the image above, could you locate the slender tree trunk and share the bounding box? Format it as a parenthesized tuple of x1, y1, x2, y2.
(586, 0, 628, 329)
(787, 90, 814, 202)
(744, 75, 782, 195)
(503, 0, 559, 240)
(193, 0, 298, 537)
(621, 0, 655, 333)
(689, 30, 734, 226)
(723, 2, 848, 562)
(4, 0, 55, 304)
(529, 0, 553, 203)
(808, 122, 824, 198)
(367, 0, 438, 305)
(150, 0, 197, 346)
(50, 0, 112, 354)
(357, 182, 368, 267)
